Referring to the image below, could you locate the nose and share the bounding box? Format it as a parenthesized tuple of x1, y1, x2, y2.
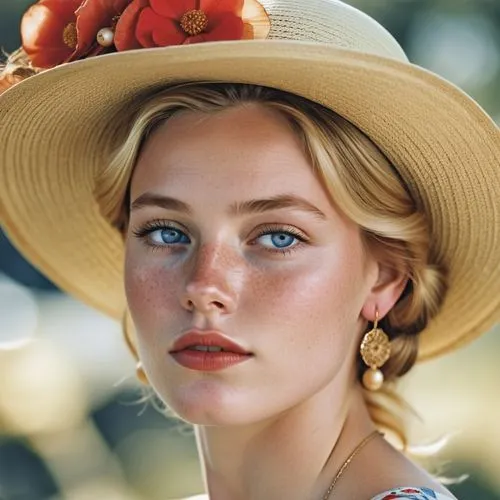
(180, 243, 239, 316)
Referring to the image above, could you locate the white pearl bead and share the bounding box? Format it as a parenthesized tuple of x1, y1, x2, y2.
(97, 27, 115, 47)
(362, 368, 384, 391)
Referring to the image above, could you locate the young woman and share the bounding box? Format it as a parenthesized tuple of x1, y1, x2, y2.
(1, 0, 498, 498)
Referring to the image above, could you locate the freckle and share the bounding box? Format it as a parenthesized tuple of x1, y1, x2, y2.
(130, 265, 178, 306)
(248, 267, 287, 306)
(192, 244, 247, 287)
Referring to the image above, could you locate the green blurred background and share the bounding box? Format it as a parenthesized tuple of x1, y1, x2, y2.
(0, 0, 499, 499)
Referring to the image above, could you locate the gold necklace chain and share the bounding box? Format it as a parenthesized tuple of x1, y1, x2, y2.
(322, 430, 380, 500)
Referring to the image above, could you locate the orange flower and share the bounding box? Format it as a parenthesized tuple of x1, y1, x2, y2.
(115, 0, 149, 50)
(21, 0, 133, 68)
(72, 0, 131, 59)
(115, 0, 270, 50)
(21, 0, 82, 68)
(20, 0, 270, 68)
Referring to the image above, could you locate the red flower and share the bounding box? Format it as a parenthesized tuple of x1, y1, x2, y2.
(115, 0, 270, 50)
(21, 0, 82, 68)
(115, 0, 149, 50)
(20, 0, 270, 69)
(21, 0, 132, 68)
(72, 0, 131, 59)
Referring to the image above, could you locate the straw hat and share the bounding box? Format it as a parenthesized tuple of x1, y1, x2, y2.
(0, 0, 499, 361)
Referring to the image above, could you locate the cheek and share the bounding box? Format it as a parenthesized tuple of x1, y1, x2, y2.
(244, 248, 366, 340)
(124, 253, 182, 336)
(227, 248, 367, 418)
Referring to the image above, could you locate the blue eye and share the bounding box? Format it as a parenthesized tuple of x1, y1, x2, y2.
(132, 222, 191, 248)
(257, 232, 299, 250)
(149, 228, 190, 245)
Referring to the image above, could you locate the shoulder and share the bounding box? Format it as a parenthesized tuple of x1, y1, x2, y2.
(371, 486, 456, 500)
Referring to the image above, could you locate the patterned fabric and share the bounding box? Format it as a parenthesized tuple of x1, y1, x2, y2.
(371, 486, 454, 500)
(181, 487, 455, 500)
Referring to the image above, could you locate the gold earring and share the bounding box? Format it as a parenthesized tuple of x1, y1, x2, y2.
(136, 361, 149, 385)
(360, 309, 391, 391)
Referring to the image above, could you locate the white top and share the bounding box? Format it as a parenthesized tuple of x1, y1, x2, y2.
(182, 487, 455, 499)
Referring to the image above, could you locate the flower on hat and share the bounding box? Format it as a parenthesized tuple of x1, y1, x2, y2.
(115, 0, 270, 50)
(73, 0, 131, 58)
(21, 0, 132, 68)
(21, 0, 83, 68)
(19, 0, 270, 69)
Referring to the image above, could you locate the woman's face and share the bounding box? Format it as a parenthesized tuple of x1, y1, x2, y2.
(125, 103, 380, 425)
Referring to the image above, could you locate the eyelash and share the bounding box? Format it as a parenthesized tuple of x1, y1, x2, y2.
(131, 220, 308, 256)
(252, 224, 308, 255)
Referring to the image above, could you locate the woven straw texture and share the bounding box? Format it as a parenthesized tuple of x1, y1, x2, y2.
(0, 0, 499, 360)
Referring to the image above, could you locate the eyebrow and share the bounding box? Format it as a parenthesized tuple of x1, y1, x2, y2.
(131, 192, 326, 220)
(131, 193, 192, 214)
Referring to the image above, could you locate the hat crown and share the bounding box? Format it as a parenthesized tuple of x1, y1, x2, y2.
(260, 0, 408, 62)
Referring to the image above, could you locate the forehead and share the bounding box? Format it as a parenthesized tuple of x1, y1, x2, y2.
(130, 104, 330, 206)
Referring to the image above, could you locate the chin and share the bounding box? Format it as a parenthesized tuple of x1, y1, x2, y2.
(169, 400, 254, 427)
(155, 380, 273, 426)
(174, 407, 249, 426)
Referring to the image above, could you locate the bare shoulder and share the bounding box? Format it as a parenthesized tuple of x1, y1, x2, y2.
(333, 435, 456, 499)
(173, 438, 458, 500)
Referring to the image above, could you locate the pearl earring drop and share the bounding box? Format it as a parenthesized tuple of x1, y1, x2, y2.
(360, 309, 391, 391)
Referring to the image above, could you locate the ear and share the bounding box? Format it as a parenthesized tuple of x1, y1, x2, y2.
(361, 262, 408, 321)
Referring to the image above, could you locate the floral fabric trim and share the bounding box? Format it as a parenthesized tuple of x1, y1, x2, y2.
(371, 486, 454, 500)
(180, 488, 455, 500)
(180, 489, 455, 500)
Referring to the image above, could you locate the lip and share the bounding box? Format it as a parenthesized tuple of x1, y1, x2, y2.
(170, 330, 252, 355)
(169, 330, 253, 372)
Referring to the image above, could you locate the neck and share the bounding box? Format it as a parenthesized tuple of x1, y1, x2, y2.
(194, 384, 376, 500)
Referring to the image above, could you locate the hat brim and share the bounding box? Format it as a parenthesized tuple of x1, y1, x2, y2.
(1, 40, 499, 360)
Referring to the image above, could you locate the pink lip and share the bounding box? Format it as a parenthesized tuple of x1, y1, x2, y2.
(169, 330, 253, 372)
(170, 330, 251, 354)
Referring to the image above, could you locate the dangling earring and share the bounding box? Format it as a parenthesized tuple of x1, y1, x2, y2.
(136, 361, 149, 385)
(360, 309, 391, 391)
